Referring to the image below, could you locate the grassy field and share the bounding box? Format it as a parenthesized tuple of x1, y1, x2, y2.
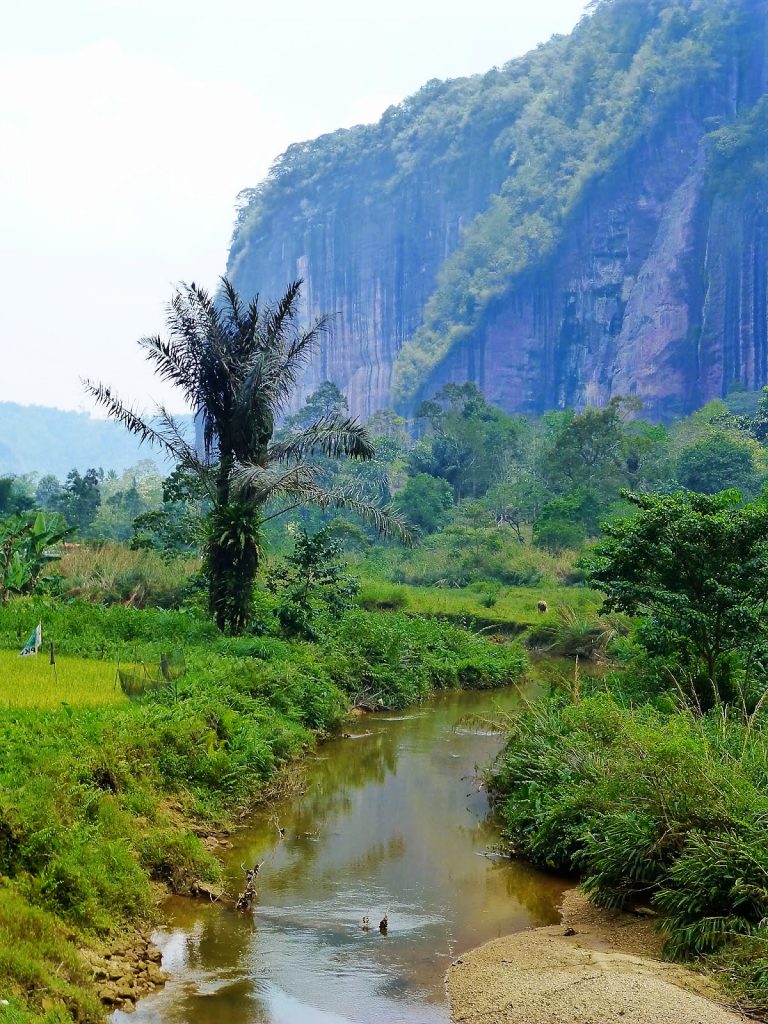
(0, 649, 124, 708)
(358, 579, 603, 630)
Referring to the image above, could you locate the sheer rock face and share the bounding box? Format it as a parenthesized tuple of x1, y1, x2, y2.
(227, 3, 768, 422)
(227, 142, 509, 419)
(425, 121, 768, 422)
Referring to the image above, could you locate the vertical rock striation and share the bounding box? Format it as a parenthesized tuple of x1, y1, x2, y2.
(226, 0, 768, 421)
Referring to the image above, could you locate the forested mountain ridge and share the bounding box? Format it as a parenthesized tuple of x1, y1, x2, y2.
(227, 0, 768, 421)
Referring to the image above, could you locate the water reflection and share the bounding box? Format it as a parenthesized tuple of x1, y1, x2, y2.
(117, 687, 566, 1024)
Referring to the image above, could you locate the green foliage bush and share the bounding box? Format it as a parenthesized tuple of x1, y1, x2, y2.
(321, 610, 527, 707)
(489, 691, 768, 1008)
(267, 527, 359, 640)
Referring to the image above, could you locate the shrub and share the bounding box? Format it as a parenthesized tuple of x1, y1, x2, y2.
(488, 691, 768, 995)
(323, 610, 527, 707)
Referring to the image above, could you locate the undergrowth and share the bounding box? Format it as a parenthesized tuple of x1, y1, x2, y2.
(488, 690, 768, 1013)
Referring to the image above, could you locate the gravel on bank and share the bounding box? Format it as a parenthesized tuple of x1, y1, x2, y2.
(447, 890, 749, 1024)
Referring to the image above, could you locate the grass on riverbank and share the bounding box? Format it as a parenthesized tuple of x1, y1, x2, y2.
(488, 689, 768, 1014)
(0, 598, 527, 1022)
(357, 579, 602, 631)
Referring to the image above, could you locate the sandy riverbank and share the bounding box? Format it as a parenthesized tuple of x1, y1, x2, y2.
(447, 889, 749, 1024)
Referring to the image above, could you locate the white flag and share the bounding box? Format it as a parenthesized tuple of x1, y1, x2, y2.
(19, 623, 42, 657)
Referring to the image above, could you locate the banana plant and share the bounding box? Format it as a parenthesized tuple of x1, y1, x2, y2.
(0, 511, 69, 602)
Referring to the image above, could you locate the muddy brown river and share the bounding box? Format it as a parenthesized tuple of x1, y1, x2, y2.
(117, 685, 567, 1024)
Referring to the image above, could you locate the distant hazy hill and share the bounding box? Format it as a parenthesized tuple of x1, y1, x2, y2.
(0, 403, 187, 478)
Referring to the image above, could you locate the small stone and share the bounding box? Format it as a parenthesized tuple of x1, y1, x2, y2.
(633, 905, 658, 918)
(192, 880, 224, 902)
(98, 985, 121, 1004)
(147, 965, 168, 985)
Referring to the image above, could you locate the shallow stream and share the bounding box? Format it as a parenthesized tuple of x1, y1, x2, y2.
(118, 685, 567, 1024)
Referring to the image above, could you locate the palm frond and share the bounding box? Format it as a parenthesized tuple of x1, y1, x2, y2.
(285, 314, 335, 366)
(138, 334, 199, 406)
(232, 461, 320, 503)
(219, 277, 245, 335)
(280, 483, 414, 544)
(269, 417, 375, 463)
(154, 406, 215, 497)
(82, 380, 192, 465)
(238, 345, 298, 420)
(262, 279, 303, 354)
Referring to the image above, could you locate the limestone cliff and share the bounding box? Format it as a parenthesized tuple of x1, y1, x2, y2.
(226, 0, 768, 421)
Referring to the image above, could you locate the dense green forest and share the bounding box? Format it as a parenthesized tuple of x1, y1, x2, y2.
(5, 379, 766, 601)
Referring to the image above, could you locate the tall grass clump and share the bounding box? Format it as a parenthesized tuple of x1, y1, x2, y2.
(525, 604, 623, 659)
(56, 544, 198, 608)
(368, 530, 583, 588)
(488, 691, 768, 1011)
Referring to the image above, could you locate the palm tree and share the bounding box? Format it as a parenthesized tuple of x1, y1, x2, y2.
(84, 278, 409, 632)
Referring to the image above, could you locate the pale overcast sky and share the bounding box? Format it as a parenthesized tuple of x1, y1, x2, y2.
(0, 0, 588, 413)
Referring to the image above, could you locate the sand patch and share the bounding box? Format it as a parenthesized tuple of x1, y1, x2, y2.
(448, 890, 747, 1024)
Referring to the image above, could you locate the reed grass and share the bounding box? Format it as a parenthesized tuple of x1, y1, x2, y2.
(56, 543, 198, 607)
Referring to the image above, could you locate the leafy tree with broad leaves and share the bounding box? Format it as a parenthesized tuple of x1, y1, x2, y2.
(59, 468, 102, 535)
(85, 278, 408, 633)
(720, 385, 768, 446)
(544, 397, 643, 497)
(394, 473, 453, 535)
(411, 382, 522, 500)
(0, 511, 68, 602)
(267, 525, 359, 640)
(285, 380, 348, 428)
(676, 432, 762, 497)
(583, 490, 768, 706)
(131, 466, 208, 559)
(0, 477, 34, 515)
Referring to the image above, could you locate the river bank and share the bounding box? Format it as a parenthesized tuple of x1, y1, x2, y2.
(447, 889, 749, 1024)
(0, 601, 528, 1023)
(112, 685, 566, 1024)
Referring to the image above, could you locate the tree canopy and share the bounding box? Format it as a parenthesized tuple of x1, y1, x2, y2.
(584, 490, 768, 704)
